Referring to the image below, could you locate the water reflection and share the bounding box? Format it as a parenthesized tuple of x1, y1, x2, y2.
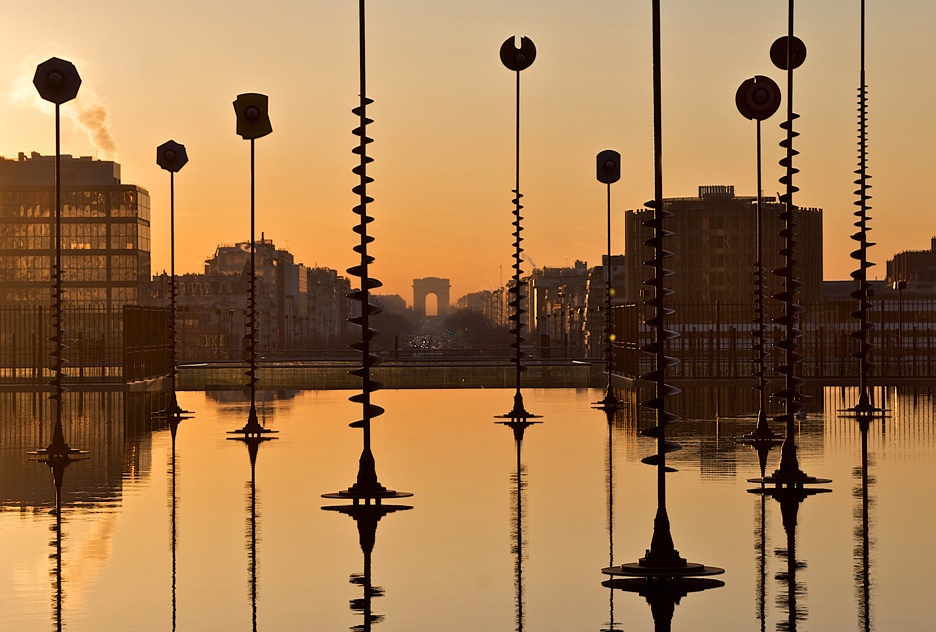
(164, 410, 186, 632)
(499, 418, 538, 632)
(600, 407, 624, 632)
(36, 445, 76, 632)
(323, 500, 411, 630)
(5, 386, 936, 630)
(233, 429, 273, 631)
(854, 413, 875, 631)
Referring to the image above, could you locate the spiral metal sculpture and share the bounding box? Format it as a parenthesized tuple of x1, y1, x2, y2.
(734, 76, 783, 445)
(325, 0, 409, 501)
(156, 140, 189, 419)
(603, 0, 722, 581)
(27, 57, 87, 464)
(229, 94, 276, 442)
(850, 0, 876, 415)
(497, 36, 540, 422)
(594, 150, 622, 410)
(750, 2, 828, 488)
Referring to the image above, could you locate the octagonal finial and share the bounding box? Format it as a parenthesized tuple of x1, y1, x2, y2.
(156, 140, 189, 172)
(33, 57, 81, 105)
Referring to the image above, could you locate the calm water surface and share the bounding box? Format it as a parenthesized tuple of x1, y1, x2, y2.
(1, 386, 934, 631)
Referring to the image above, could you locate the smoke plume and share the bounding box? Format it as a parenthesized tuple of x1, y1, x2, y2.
(10, 55, 119, 161)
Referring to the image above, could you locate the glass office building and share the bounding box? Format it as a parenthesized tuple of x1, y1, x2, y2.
(0, 152, 151, 308)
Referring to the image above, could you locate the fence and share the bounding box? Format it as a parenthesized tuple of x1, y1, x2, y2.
(0, 305, 170, 384)
(611, 299, 936, 381)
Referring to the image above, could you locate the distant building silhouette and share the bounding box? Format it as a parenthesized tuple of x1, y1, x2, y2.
(413, 277, 450, 318)
(528, 261, 590, 358)
(886, 237, 936, 289)
(151, 237, 352, 360)
(584, 254, 626, 356)
(623, 185, 822, 305)
(0, 152, 151, 308)
(373, 293, 408, 315)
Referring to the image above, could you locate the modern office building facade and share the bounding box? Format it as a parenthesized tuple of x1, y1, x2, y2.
(622, 185, 823, 305)
(0, 152, 151, 308)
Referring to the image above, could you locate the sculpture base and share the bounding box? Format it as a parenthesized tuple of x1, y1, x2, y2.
(602, 560, 724, 579)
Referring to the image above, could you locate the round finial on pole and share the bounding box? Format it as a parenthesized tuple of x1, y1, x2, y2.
(500, 36, 537, 71)
(33, 57, 81, 104)
(596, 149, 621, 184)
(233, 93, 273, 139)
(156, 140, 189, 172)
(770, 36, 807, 70)
(736, 76, 782, 121)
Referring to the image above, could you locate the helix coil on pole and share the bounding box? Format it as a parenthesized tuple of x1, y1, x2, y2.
(28, 57, 87, 463)
(849, 0, 876, 415)
(324, 0, 409, 501)
(603, 1, 722, 581)
(749, 2, 829, 487)
(229, 93, 275, 441)
(497, 36, 539, 422)
(734, 76, 782, 444)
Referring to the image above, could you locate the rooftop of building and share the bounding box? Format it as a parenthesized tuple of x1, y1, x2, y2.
(0, 151, 122, 186)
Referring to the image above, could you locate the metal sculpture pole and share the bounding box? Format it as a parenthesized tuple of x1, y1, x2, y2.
(229, 94, 276, 441)
(325, 0, 409, 502)
(156, 141, 189, 418)
(734, 76, 783, 446)
(850, 0, 876, 414)
(497, 36, 540, 422)
(602, 0, 722, 581)
(594, 150, 622, 410)
(750, 2, 829, 488)
(28, 58, 87, 467)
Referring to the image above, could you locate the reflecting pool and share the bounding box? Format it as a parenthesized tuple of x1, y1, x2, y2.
(1, 386, 934, 631)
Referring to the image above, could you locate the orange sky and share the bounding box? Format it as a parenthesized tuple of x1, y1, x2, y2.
(1, 0, 933, 303)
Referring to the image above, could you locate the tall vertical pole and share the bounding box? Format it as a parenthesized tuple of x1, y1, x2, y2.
(230, 93, 273, 439)
(169, 171, 178, 408)
(498, 36, 537, 422)
(249, 138, 257, 421)
(594, 149, 621, 409)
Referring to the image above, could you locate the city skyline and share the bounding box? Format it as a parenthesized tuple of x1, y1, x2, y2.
(1, 0, 932, 300)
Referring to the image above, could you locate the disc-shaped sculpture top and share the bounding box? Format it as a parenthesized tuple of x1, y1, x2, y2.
(33, 57, 81, 104)
(770, 36, 807, 71)
(736, 76, 782, 121)
(233, 93, 273, 140)
(500, 36, 536, 71)
(596, 149, 621, 184)
(156, 140, 189, 172)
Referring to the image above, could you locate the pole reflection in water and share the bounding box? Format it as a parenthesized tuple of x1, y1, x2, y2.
(855, 413, 875, 631)
(31, 447, 78, 632)
(228, 388, 275, 631)
(749, 482, 829, 631)
(601, 407, 624, 632)
(498, 417, 538, 632)
(323, 499, 411, 631)
(164, 409, 188, 632)
(751, 443, 775, 632)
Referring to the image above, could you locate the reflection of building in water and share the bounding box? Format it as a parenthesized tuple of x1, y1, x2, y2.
(0, 392, 163, 511)
(0, 152, 151, 308)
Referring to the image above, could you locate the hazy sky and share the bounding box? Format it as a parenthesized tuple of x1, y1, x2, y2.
(1, 0, 933, 303)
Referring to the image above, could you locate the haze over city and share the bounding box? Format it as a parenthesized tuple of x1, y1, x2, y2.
(1, 0, 933, 301)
